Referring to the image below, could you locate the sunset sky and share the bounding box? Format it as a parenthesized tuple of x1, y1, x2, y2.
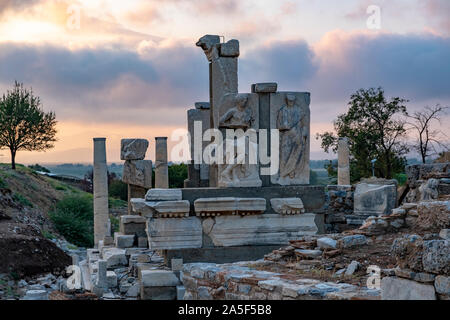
(0, 0, 449, 164)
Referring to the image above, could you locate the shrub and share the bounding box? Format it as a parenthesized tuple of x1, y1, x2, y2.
(28, 164, 50, 173)
(49, 194, 94, 248)
(0, 177, 7, 189)
(169, 163, 187, 188)
(13, 193, 33, 207)
(109, 179, 127, 201)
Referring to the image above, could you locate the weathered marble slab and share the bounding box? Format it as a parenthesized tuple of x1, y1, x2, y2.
(270, 92, 310, 185)
(251, 82, 278, 93)
(131, 199, 189, 218)
(194, 197, 266, 216)
(354, 183, 397, 218)
(146, 189, 182, 201)
(121, 139, 149, 160)
(122, 160, 152, 188)
(337, 137, 350, 186)
(146, 217, 202, 250)
(270, 198, 305, 215)
(202, 213, 318, 247)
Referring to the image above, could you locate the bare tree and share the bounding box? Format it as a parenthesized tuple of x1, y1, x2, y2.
(407, 104, 449, 163)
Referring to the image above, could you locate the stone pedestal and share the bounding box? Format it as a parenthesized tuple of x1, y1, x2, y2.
(338, 137, 350, 185)
(93, 138, 110, 246)
(127, 185, 146, 214)
(155, 137, 169, 189)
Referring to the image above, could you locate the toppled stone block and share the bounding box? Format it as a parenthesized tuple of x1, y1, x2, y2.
(121, 139, 149, 160)
(122, 160, 152, 188)
(417, 201, 450, 232)
(295, 249, 322, 259)
(354, 183, 397, 219)
(270, 198, 305, 215)
(107, 271, 117, 288)
(391, 234, 424, 272)
(435, 276, 450, 295)
(422, 240, 450, 275)
(120, 215, 147, 237)
(22, 290, 48, 300)
(338, 235, 367, 249)
(103, 248, 128, 269)
(381, 277, 436, 300)
(440, 229, 450, 240)
(146, 189, 182, 201)
(140, 270, 180, 300)
(394, 267, 435, 283)
(344, 261, 360, 276)
(252, 82, 278, 93)
(114, 233, 135, 248)
(202, 214, 318, 247)
(141, 270, 181, 287)
(317, 237, 337, 249)
(147, 217, 202, 250)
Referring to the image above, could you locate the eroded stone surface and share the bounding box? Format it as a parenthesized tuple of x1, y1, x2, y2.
(381, 277, 436, 300)
(202, 214, 318, 247)
(146, 189, 182, 201)
(270, 198, 305, 215)
(194, 197, 266, 216)
(122, 160, 152, 188)
(146, 217, 202, 250)
(120, 139, 149, 160)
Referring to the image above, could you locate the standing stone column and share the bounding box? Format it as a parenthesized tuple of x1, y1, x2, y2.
(155, 137, 169, 189)
(338, 137, 350, 185)
(93, 138, 109, 246)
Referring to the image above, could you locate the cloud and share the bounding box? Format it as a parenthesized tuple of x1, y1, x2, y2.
(0, 41, 208, 125)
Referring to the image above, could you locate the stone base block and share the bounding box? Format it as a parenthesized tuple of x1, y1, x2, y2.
(114, 233, 135, 248)
(163, 245, 282, 266)
(147, 217, 203, 250)
(141, 286, 177, 300)
(381, 277, 436, 300)
(120, 215, 147, 237)
(202, 213, 318, 247)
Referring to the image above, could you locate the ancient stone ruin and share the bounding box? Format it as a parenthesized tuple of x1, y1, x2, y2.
(73, 35, 449, 301)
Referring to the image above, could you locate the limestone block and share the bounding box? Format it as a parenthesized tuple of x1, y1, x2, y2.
(177, 286, 186, 300)
(270, 92, 310, 185)
(270, 198, 305, 215)
(434, 276, 450, 295)
(141, 270, 181, 287)
(251, 82, 278, 93)
(422, 240, 450, 274)
(317, 237, 337, 249)
(122, 160, 152, 188)
(338, 235, 367, 249)
(114, 233, 135, 248)
(146, 189, 182, 201)
(130, 198, 154, 217)
(102, 248, 128, 268)
(121, 139, 149, 160)
(381, 277, 436, 300)
(146, 217, 203, 250)
(354, 183, 397, 217)
(171, 259, 183, 272)
(138, 200, 190, 218)
(202, 213, 318, 247)
(295, 249, 322, 259)
(416, 201, 450, 232)
(220, 39, 239, 57)
(440, 229, 450, 239)
(138, 237, 148, 248)
(120, 215, 147, 237)
(194, 197, 266, 216)
(106, 271, 117, 288)
(141, 286, 177, 300)
(93, 138, 109, 246)
(22, 290, 48, 300)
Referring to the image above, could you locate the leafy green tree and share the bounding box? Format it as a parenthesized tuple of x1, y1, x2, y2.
(0, 82, 57, 170)
(317, 87, 409, 180)
(169, 163, 188, 188)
